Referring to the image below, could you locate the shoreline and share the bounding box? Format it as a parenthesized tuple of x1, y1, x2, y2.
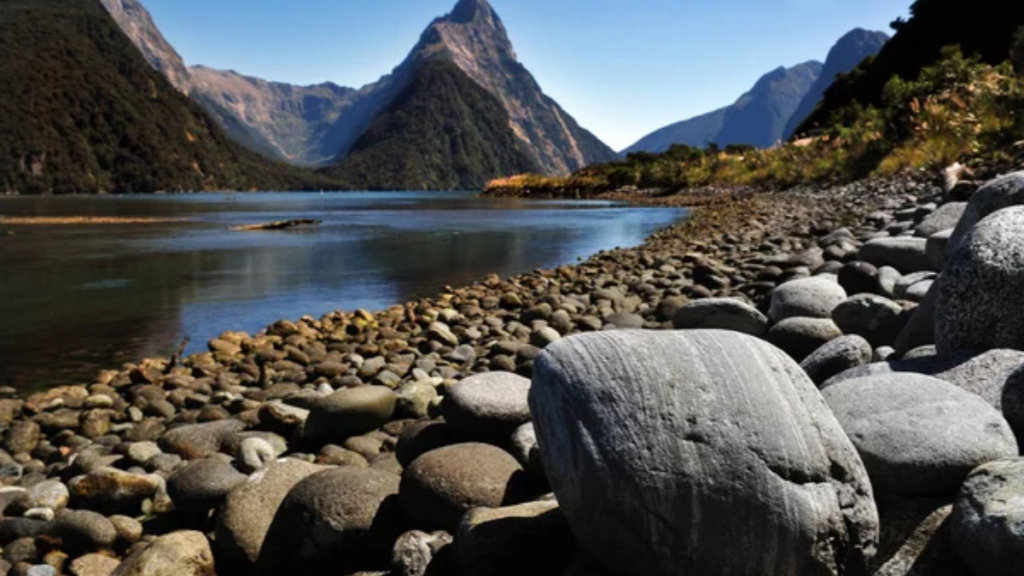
(0, 173, 946, 574)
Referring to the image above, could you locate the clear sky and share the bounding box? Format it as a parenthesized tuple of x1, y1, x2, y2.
(143, 0, 909, 151)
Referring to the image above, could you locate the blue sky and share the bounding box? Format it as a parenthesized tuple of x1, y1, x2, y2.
(143, 0, 909, 151)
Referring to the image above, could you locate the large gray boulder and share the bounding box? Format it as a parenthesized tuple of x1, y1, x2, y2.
(672, 298, 768, 337)
(936, 206, 1024, 354)
(822, 374, 1018, 496)
(949, 171, 1024, 255)
(915, 202, 966, 238)
(253, 467, 403, 575)
(823, 349, 1024, 413)
(950, 458, 1024, 576)
(530, 330, 879, 576)
(768, 277, 848, 322)
(859, 238, 933, 274)
(442, 372, 531, 443)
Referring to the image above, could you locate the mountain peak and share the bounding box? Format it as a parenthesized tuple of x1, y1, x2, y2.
(447, 0, 495, 24)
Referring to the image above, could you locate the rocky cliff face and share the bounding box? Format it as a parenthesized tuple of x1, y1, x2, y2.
(99, 0, 615, 175)
(783, 29, 889, 139)
(97, 0, 191, 94)
(188, 67, 362, 166)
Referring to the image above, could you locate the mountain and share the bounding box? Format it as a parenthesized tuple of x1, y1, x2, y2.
(321, 59, 539, 190)
(624, 61, 822, 154)
(0, 0, 338, 194)
(401, 0, 618, 175)
(187, 67, 362, 165)
(622, 109, 728, 155)
(784, 29, 889, 139)
(797, 0, 1024, 135)
(100, 0, 616, 176)
(97, 0, 190, 94)
(714, 61, 823, 148)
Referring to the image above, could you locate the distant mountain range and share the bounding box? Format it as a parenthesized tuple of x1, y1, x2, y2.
(98, 0, 617, 179)
(0, 0, 337, 194)
(624, 29, 888, 155)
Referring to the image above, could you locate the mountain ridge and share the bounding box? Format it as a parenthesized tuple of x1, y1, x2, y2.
(0, 0, 342, 194)
(783, 28, 890, 139)
(99, 0, 616, 176)
(625, 28, 888, 154)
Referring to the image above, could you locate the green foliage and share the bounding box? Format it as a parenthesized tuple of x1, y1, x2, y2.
(488, 48, 1024, 196)
(798, 0, 1024, 135)
(321, 59, 539, 191)
(0, 0, 343, 194)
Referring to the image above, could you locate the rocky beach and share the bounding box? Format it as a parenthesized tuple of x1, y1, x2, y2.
(0, 170, 1023, 576)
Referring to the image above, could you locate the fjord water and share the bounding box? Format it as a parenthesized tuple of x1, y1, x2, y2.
(0, 192, 686, 389)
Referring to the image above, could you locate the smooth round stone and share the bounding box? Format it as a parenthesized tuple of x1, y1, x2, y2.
(915, 202, 966, 238)
(950, 458, 1024, 576)
(530, 330, 878, 576)
(112, 530, 214, 576)
(767, 317, 843, 361)
(443, 372, 531, 442)
(51, 510, 117, 555)
(395, 421, 466, 468)
(831, 294, 906, 348)
(215, 459, 324, 569)
(671, 298, 768, 337)
(394, 381, 438, 420)
(768, 277, 848, 322)
(237, 437, 276, 473)
(837, 262, 880, 296)
(936, 206, 1024, 354)
(159, 419, 245, 460)
(253, 467, 403, 575)
(126, 442, 161, 465)
(822, 373, 1018, 496)
(603, 313, 645, 330)
(23, 481, 68, 512)
(949, 171, 1024, 254)
(303, 386, 396, 446)
(400, 443, 533, 532)
(69, 554, 120, 576)
(166, 458, 247, 513)
(859, 237, 933, 274)
(799, 335, 873, 386)
(456, 501, 574, 576)
(68, 468, 160, 515)
(530, 327, 562, 348)
(508, 423, 543, 476)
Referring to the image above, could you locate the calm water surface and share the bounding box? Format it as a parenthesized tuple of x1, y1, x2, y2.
(0, 192, 687, 389)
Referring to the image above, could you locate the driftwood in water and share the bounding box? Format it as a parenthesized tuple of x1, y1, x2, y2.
(231, 219, 321, 231)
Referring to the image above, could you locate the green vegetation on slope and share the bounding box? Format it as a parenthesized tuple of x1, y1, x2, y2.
(0, 0, 342, 194)
(796, 0, 1024, 135)
(487, 48, 1024, 195)
(322, 59, 539, 191)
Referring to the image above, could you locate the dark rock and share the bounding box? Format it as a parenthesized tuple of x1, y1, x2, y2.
(253, 467, 403, 575)
(400, 443, 534, 532)
(823, 373, 1017, 496)
(671, 298, 768, 337)
(442, 372, 531, 443)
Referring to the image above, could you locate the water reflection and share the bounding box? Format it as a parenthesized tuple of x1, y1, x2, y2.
(0, 193, 687, 389)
